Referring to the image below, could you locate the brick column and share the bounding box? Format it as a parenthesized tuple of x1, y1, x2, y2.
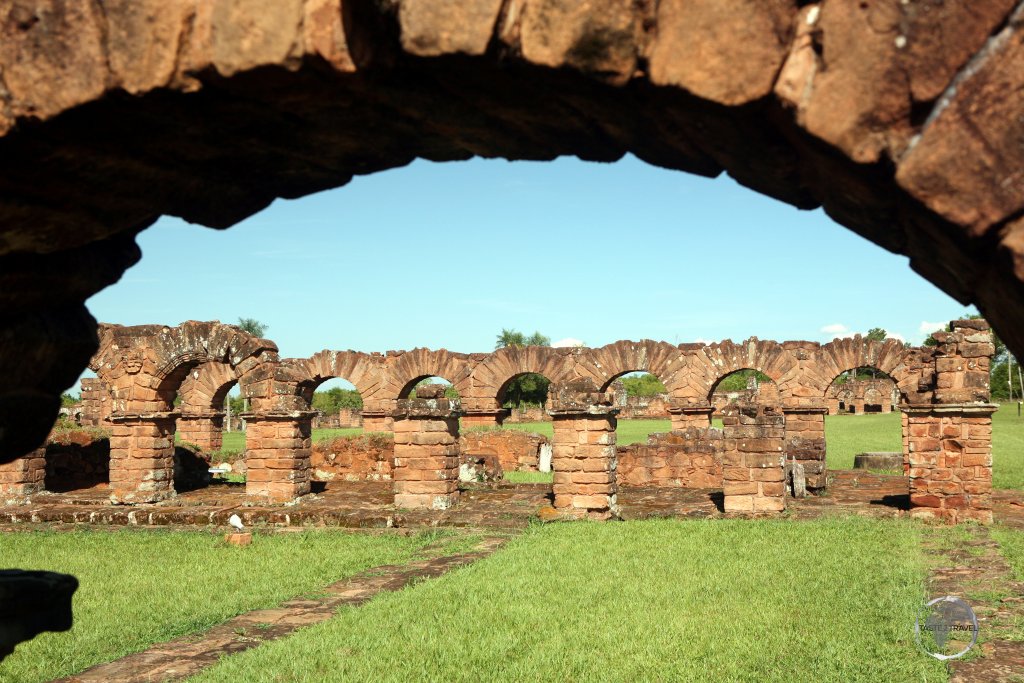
(176, 412, 224, 452)
(669, 402, 713, 431)
(904, 404, 996, 523)
(461, 409, 508, 429)
(108, 412, 178, 504)
(903, 318, 997, 523)
(392, 385, 461, 509)
(0, 449, 45, 499)
(548, 380, 619, 520)
(722, 403, 786, 514)
(782, 400, 828, 491)
(243, 411, 315, 503)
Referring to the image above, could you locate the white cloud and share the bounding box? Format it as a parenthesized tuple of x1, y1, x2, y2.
(820, 323, 850, 336)
(692, 337, 712, 345)
(551, 337, 585, 348)
(919, 321, 946, 335)
(887, 332, 906, 343)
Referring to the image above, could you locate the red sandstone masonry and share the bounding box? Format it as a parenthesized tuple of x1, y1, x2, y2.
(0, 449, 44, 499)
(782, 402, 827, 490)
(176, 413, 224, 452)
(108, 413, 177, 504)
(616, 429, 722, 488)
(548, 380, 619, 520)
(721, 404, 786, 514)
(243, 412, 314, 503)
(391, 385, 461, 510)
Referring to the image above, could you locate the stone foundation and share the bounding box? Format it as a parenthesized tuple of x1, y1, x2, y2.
(616, 429, 722, 488)
(391, 386, 461, 510)
(461, 410, 507, 429)
(361, 413, 393, 433)
(243, 412, 314, 503)
(722, 404, 786, 514)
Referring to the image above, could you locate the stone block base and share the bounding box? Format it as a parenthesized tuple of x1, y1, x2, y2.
(392, 407, 461, 510)
(550, 411, 618, 520)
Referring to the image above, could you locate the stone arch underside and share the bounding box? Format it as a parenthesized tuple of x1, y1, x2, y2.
(3, 0, 1023, 458)
(464, 345, 577, 411)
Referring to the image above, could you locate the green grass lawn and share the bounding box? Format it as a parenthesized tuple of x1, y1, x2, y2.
(0, 529, 445, 683)
(824, 412, 903, 471)
(503, 470, 553, 483)
(993, 405, 1024, 489)
(190, 517, 947, 682)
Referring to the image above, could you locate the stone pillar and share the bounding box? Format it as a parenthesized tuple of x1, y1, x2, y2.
(904, 404, 995, 523)
(722, 403, 786, 514)
(0, 449, 45, 499)
(901, 410, 910, 476)
(461, 409, 508, 430)
(669, 402, 713, 431)
(391, 384, 461, 509)
(782, 400, 828, 491)
(903, 318, 997, 523)
(548, 380, 619, 520)
(243, 411, 315, 503)
(176, 412, 225, 452)
(108, 412, 178, 504)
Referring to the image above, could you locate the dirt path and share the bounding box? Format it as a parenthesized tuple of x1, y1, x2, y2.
(922, 525, 1024, 682)
(53, 535, 510, 683)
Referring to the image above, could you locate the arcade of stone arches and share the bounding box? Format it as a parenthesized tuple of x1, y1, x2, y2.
(16, 319, 995, 523)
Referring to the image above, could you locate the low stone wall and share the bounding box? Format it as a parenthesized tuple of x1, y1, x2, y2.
(311, 433, 394, 481)
(461, 430, 549, 472)
(503, 406, 550, 423)
(616, 429, 723, 488)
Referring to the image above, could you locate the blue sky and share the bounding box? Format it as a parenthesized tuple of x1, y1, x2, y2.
(83, 154, 969, 388)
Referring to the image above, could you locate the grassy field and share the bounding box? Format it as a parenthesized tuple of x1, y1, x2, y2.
(823, 412, 903, 471)
(993, 405, 1024, 489)
(190, 517, 947, 682)
(0, 529, 445, 683)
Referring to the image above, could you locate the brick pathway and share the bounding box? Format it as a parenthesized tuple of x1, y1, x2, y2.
(54, 536, 510, 683)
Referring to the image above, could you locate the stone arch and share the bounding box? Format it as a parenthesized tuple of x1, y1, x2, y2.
(680, 339, 797, 403)
(464, 346, 576, 411)
(812, 337, 921, 403)
(4, 2, 1024, 460)
(379, 349, 474, 406)
(574, 340, 687, 395)
(285, 350, 386, 407)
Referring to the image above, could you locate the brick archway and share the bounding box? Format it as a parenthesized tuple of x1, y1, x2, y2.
(2, 2, 1022, 461)
(464, 345, 576, 412)
(576, 340, 687, 395)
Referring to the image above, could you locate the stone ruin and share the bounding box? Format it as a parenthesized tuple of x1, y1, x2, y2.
(827, 377, 899, 415)
(0, 318, 998, 523)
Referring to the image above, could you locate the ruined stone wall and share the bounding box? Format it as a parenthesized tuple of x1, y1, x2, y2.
(721, 404, 787, 514)
(616, 429, 723, 488)
(460, 429, 549, 472)
(79, 377, 111, 427)
(338, 408, 363, 428)
(311, 434, 393, 482)
(827, 378, 897, 414)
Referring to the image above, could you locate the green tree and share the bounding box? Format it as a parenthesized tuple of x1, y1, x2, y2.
(60, 392, 79, 407)
(312, 387, 364, 413)
(237, 317, 268, 338)
(715, 369, 772, 392)
(495, 329, 551, 407)
(865, 327, 887, 342)
(619, 373, 667, 397)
